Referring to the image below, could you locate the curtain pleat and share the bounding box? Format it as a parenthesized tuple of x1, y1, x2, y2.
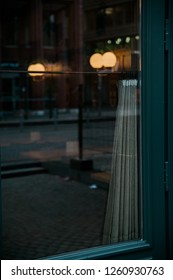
(103, 79, 139, 244)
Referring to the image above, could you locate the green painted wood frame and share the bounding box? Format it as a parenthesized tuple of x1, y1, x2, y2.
(167, 0, 173, 260)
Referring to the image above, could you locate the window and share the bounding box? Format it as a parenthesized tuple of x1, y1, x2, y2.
(105, 7, 114, 27)
(43, 12, 56, 47)
(0, 0, 172, 261)
(85, 10, 95, 32)
(115, 6, 124, 26)
(2, 13, 18, 46)
(96, 9, 106, 35)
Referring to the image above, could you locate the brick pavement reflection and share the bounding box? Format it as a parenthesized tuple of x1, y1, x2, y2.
(1, 173, 108, 260)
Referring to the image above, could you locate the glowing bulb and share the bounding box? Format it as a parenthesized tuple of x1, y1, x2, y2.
(116, 38, 122, 45)
(125, 37, 131, 43)
(102, 52, 117, 68)
(89, 53, 103, 69)
(27, 63, 45, 76)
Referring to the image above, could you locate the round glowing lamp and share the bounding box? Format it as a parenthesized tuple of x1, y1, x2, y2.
(102, 52, 117, 68)
(89, 53, 103, 69)
(27, 63, 45, 77)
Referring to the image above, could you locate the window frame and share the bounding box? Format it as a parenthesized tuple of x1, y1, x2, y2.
(167, 0, 173, 260)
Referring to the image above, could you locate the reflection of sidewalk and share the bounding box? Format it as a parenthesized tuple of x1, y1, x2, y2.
(1, 113, 112, 260)
(0, 109, 116, 127)
(1, 154, 111, 188)
(1, 119, 113, 184)
(0, 113, 77, 127)
(2, 173, 108, 260)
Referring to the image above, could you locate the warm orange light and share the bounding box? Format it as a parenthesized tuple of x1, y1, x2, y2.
(27, 63, 45, 77)
(102, 52, 117, 68)
(89, 52, 117, 69)
(89, 53, 103, 69)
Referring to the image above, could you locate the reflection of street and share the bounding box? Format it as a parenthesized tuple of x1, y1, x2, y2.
(2, 173, 108, 260)
(0, 121, 114, 172)
(1, 120, 113, 260)
(0, 124, 78, 163)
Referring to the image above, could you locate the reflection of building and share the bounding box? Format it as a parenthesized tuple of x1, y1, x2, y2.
(0, 0, 139, 115)
(0, 0, 81, 114)
(83, 0, 139, 109)
(84, 0, 139, 70)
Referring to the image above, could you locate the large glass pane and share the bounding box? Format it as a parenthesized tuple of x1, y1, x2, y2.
(0, 0, 141, 259)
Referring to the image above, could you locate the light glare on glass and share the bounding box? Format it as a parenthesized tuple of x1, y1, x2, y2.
(27, 63, 46, 76)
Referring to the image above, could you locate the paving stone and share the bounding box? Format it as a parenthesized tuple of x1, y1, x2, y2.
(1, 173, 108, 260)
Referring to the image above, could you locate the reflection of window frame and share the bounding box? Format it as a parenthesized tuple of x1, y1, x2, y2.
(114, 6, 125, 26)
(109, 81, 118, 108)
(96, 8, 106, 35)
(43, 12, 56, 47)
(25, 13, 31, 47)
(85, 10, 96, 32)
(125, 1, 136, 24)
(85, 2, 137, 33)
(105, 7, 114, 27)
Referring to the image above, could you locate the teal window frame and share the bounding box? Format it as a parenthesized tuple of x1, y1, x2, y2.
(167, 0, 173, 260)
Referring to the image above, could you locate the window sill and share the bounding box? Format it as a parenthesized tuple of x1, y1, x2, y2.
(41, 240, 152, 260)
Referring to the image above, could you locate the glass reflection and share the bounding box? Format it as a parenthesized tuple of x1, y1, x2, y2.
(0, 0, 141, 259)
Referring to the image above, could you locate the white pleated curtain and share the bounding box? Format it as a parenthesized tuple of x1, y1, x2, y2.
(103, 79, 139, 244)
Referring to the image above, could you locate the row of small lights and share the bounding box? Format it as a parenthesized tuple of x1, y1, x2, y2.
(107, 35, 140, 45)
